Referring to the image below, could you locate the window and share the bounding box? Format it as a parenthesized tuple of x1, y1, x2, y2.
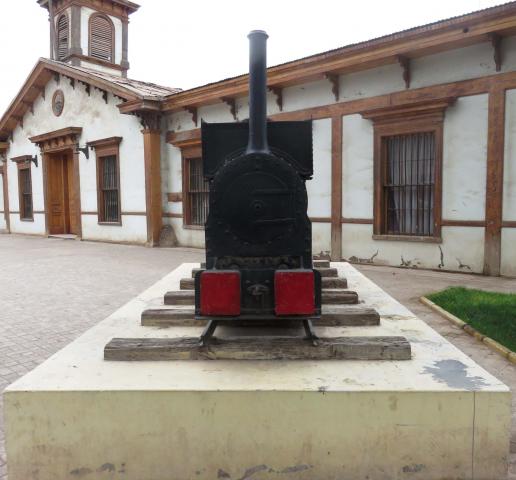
(183, 155, 209, 227)
(18, 163, 33, 221)
(98, 155, 120, 223)
(89, 137, 122, 224)
(383, 132, 436, 236)
(89, 14, 114, 62)
(57, 14, 69, 61)
(362, 98, 453, 242)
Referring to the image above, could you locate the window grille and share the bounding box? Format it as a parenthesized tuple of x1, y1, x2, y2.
(99, 155, 120, 223)
(383, 132, 435, 236)
(19, 167, 33, 220)
(187, 158, 209, 226)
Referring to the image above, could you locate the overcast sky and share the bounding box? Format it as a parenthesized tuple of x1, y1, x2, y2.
(0, 0, 506, 114)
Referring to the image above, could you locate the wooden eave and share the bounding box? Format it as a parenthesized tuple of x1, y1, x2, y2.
(360, 97, 457, 122)
(0, 59, 141, 142)
(87, 136, 123, 148)
(166, 129, 202, 149)
(161, 2, 516, 113)
(117, 98, 162, 115)
(11, 155, 34, 164)
(29, 126, 83, 145)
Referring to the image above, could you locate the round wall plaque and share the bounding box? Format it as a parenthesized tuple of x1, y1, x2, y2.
(52, 90, 65, 117)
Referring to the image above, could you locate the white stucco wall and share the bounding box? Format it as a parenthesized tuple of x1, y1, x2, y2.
(342, 114, 374, 219)
(308, 119, 331, 218)
(7, 73, 146, 243)
(0, 175, 6, 231)
(501, 88, 516, 277)
(342, 224, 485, 273)
(442, 94, 488, 221)
(504, 88, 516, 221)
(501, 229, 516, 277)
(80, 7, 123, 65)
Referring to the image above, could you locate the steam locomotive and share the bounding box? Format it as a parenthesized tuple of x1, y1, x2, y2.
(194, 30, 322, 345)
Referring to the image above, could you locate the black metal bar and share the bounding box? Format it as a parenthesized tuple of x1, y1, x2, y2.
(199, 320, 218, 347)
(246, 30, 270, 155)
(303, 319, 319, 347)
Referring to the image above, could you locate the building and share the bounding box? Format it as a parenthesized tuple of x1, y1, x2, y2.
(1, 1, 516, 277)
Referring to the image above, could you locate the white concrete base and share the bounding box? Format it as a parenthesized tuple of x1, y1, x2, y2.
(4, 263, 511, 480)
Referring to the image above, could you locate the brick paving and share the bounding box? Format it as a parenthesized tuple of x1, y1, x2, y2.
(0, 235, 515, 478)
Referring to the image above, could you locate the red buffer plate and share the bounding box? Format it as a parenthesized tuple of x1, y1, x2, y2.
(274, 270, 315, 316)
(200, 270, 241, 316)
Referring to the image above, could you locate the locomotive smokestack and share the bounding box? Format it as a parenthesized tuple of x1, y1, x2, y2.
(246, 30, 269, 154)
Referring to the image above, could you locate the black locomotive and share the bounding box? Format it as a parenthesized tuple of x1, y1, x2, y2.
(194, 30, 321, 345)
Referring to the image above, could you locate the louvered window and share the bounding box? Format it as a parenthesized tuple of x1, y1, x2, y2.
(186, 157, 209, 226)
(18, 166, 33, 221)
(57, 14, 69, 61)
(98, 155, 120, 223)
(89, 14, 114, 62)
(383, 132, 436, 236)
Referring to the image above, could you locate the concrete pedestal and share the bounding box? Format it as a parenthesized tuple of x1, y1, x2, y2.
(4, 263, 511, 480)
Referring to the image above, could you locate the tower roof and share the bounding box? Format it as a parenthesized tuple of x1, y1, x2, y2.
(37, 0, 140, 16)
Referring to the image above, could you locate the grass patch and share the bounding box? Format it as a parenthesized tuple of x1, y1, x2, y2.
(427, 287, 516, 352)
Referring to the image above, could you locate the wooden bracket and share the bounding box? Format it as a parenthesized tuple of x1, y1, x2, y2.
(13, 115, 23, 130)
(397, 55, 411, 89)
(22, 101, 34, 115)
(324, 73, 339, 101)
(102, 90, 108, 104)
(69, 77, 75, 90)
(489, 33, 502, 72)
(78, 81, 91, 96)
(54, 73, 60, 84)
(269, 86, 283, 111)
(186, 107, 198, 126)
(221, 97, 237, 120)
(40, 86, 46, 100)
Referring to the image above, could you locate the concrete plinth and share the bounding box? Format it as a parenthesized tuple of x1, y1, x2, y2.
(4, 263, 511, 480)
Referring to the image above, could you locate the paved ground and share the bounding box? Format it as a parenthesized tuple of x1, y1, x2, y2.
(0, 234, 515, 478)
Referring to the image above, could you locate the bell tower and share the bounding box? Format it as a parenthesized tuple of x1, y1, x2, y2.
(38, 0, 140, 77)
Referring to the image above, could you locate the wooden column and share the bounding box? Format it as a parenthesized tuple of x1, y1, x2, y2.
(483, 85, 506, 276)
(72, 149, 82, 238)
(42, 152, 50, 235)
(330, 115, 343, 261)
(142, 128, 162, 247)
(1, 160, 10, 233)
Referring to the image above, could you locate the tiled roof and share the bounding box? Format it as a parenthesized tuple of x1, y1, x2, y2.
(43, 59, 181, 98)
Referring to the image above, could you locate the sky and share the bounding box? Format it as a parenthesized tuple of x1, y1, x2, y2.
(0, 0, 508, 114)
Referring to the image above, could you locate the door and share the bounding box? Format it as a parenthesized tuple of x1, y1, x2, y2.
(47, 151, 78, 235)
(48, 153, 66, 234)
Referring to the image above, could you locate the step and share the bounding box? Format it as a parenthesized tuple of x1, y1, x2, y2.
(141, 305, 379, 328)
(322, 277, 348, 289)
(105, 336, 411, 361)
(191, 267, 339, 278)
(313, 259, 330, 268)
(164, 290, 194, 306)
(165, 288, 358, 306)
(179, 276, 348, 291)
(316, 267, 338, 277)
(321, 289, 358, 304)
